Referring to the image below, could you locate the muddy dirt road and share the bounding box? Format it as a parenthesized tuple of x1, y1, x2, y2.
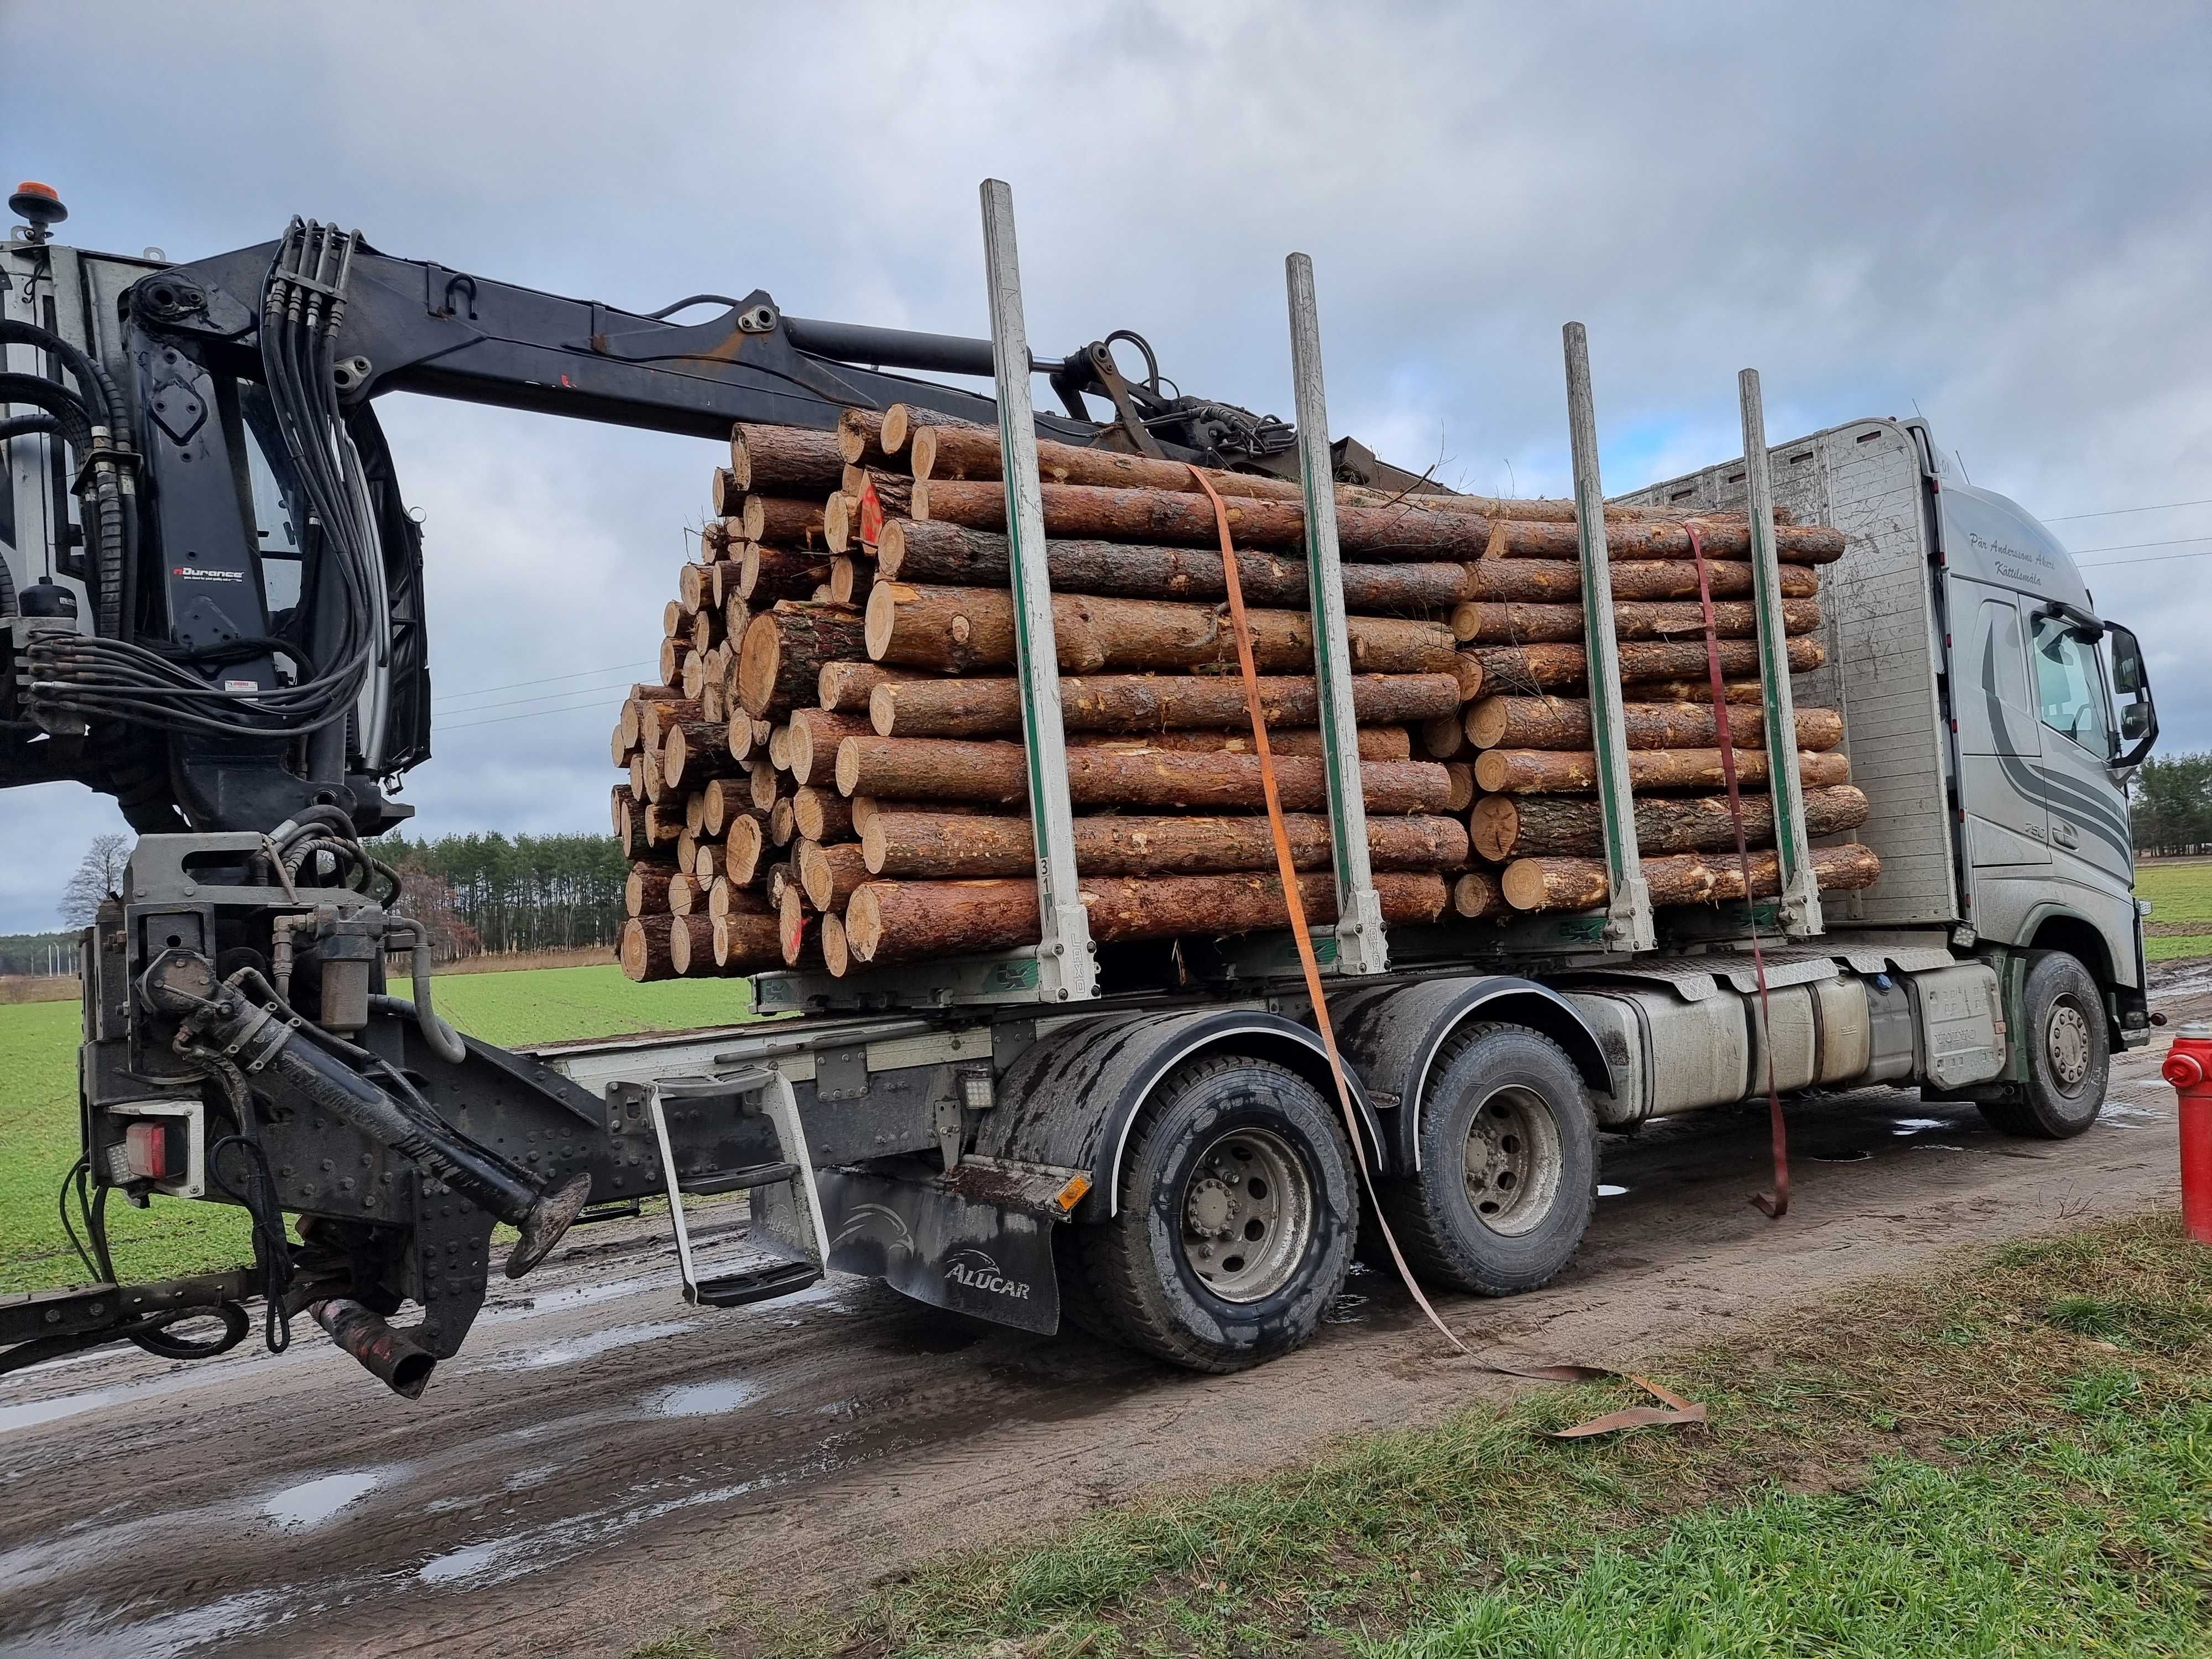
(2, 973, 2197, 1658)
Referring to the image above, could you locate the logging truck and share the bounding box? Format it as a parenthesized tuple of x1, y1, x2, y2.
(0, 181, 2158, 1392)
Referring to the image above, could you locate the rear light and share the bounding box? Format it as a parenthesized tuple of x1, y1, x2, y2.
(124, 1120, 172, 1181)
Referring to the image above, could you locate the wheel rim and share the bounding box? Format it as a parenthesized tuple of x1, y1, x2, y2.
(1461, 1086, 1564, 1237)
(2046, 994, 2093, 1091)
(1178, 1126, 1314, 1303)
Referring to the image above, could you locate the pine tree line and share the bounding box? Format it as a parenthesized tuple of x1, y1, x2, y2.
(380, 832, 627, 958)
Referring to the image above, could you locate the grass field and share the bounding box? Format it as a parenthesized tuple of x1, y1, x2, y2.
(642, 1217, 2211, 1659)
(0, 964, 752, 1295)
(2139, 859, 2212, 961)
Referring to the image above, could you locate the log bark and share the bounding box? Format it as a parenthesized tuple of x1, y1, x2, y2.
(1459, 558, 1820, 603)
(786, 708, 875, 786)
(819, 660, 927, 713)
(846, 870, 1449, 964)
(1469, 782, 1872, 862)
(1067, 727, 1408, 760)
(739, 545, 832, 605)
(792, 786, 852, 843)
(1472, 745, 1854, 795)
(667, 915, 722, 975)
(861, 810, 1468, 879)
(769, 796, 797, 848)
(838, 408, 889, 467)
(1464, 634, 1826, 694)
(879, 403, 981, 457)
(736, 601, 869, 718)
(869, 671, 1460, 739)
(875, 519, 1468, 611)
(1482, 518, 1845, 564)
(1464, 697, 1845, 753)
(661, 720, 740, 790)
(714, 912, 785, 972)
(865, 582, 1457, 676)
(1453, 870, 1504, 919)
(1627, 677, 1766, 705)
(1501, 841, 1882, 913)
(644, 800, 686, 847)
(734, 494, 830, 549)
(624, 863, 676, 917)
(728, 423, 847, 494)
(836, 736, 1453, 812)
(1450, 596, 1820, 645)
(707, 878, 771, 920)
(797, 839, 873, 910)
(619, 918, 678, 982)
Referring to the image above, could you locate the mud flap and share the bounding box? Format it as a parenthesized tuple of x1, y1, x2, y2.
(817, 1169, 1060, 1334)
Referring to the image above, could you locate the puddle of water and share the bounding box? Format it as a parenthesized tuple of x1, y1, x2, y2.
(261, 1469, 384, 1531)
(476, 1272, 672, 1326)
(1322, 1293, 1369, 1326)
(1810, 1150, 1874, 1164)
(1597, 1183, 1628, 1198)
(1889, 1118, 1951, 1135)
(2101, 1098, 2166, 1126)
(502, 1464, 560, 1492)
(486, 1318, 698, 1371)
(416, 1473, 771, 1588)
(0, 1390, 122, 1436)
(651, 1378, 764, 1418)
(10, 1585, 295, 1658)
(1910, 1143, 1967, 1152)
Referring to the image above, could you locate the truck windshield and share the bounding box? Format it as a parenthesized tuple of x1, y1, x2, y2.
(2031, 615, 2110, 755)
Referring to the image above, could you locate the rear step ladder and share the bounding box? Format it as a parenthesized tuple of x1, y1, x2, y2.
(645, 1067, 832, 1308)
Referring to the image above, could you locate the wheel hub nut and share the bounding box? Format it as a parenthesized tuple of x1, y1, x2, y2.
(1186, 1177, 1236, 1238)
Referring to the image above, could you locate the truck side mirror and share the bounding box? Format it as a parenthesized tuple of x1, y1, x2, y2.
(2105, 623, 2156, 768)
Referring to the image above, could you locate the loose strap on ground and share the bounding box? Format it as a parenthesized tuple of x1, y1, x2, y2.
(1187, 465, 1468, 1357)
(1687, 520, 1790, 1219)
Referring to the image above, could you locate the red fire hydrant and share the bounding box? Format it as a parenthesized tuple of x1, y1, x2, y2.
(2159, 1021, 2212, 1245)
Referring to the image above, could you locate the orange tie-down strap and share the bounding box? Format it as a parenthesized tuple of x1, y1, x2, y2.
(1684, 520, 1790, 1220)
(1191, 465, 1704, 1435)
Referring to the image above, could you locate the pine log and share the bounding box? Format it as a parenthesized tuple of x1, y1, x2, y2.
(677, 821, 705, 868)
(739, 544, 832, 605)
(658, 636, 691, 687)
(619, 919, 679, 982)
(786, 709, 875, 786)
(667, 873, 698, 917)
(1460, 558, 1820, 603)
(700, 776, 751, 838)
(729, 423, 847, 493)
(821, 912, 852, 978)
(1465, 634, 1826, 694)
(777, 884, 813, 966)
(732, 494, 830, 549)
(1473, 746, 1853, 795)
(819, 660, 926, 713)
(868, 671, 1460, 739)
(1450, 596, 1820, 645)
(1630, 677, 1766, 704)
(714, 912, 785, 972)
(663, 599, 685, 639)
(769, 796, 797, 847)
(624, 863, 676, 917)
(749, 762, 790, 814)
(662, 720, 740, 790)
(828, 555, 872, 607)
(1067, 727, 1407, 760)
(846, 870, 1449, 964)
(1482, 518, 1845, 564)
(678, 561, 722, 615)
(667, 915, 721, 975)
(1501, 841, 1882, 913)
(865, 582, 1457, 675)
(1443, 762, 1475, 813)
(797, 840, 873, 911)
(681, 650, 712, 701)
(851, 795, 986, 838)
(823, 473, 914, 554)
(836, 736, 1453, 812)
(860, 810, 1468, 879)
(1453, 870, 1505, 919)
(696, 842, 726, 881)
(1469, 782, 1872, 862)
(838, 408, 890, 467)
(1464, 697, 1845, 753)
(736, 601, 869, 718)
(766, 724, 795, 772)
(793, 786, 853, 843)
(726, 816, 768, 885)
(879, 403, 981, 457)
(644, 800, 686, 847)
(707, 877, 771, 920)
(875, 519, 1468, 611)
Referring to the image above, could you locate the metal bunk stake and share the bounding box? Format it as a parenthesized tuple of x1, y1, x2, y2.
(1285, 253, 1385, 974)
(1738, 368, 1824, 938)
(979, 179, 1097, 1002)
(1563, 322, 1653, 953)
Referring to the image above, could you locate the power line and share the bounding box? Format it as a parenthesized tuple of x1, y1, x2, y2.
(440, 692, 637, 732)
(432, 676, 650, 718)
(2068, 535, 2212, 556)
(2045, 496, 2212, 523)
(2078, 548, 2212, 571)
(432, 660, 656, 707)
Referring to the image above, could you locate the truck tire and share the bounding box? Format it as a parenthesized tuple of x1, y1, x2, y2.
(1976, 950, 2110, 1139)
(1377, 1022, 1598, 1296)
(1065, 1055, 1355, 1373)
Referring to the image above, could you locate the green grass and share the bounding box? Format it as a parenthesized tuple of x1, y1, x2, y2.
(2137, 860, 2212, 961)
(0, 964, 753, 1295)
(651, 1217, 2212, 1659)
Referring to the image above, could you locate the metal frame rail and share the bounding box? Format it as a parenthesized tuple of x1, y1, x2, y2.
(1562, 324, 1654, 953)
(1736, 368, 1823, 938)
(1285, 253, 1386, 975)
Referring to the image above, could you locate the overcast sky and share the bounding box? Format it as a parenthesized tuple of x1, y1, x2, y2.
(4, 2, 2209, 932)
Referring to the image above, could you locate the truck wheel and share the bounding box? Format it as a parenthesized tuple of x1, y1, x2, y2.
(1378, 1022, 1597, 1296)
(1067, 1055, 1355, 1373)
(1976, 950, 2109, 1139)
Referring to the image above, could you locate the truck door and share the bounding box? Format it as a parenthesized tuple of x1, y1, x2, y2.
(2027, 612, 2133, 885)
(1952, 582, 2049, 868)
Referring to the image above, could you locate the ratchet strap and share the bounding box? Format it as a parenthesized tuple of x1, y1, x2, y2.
(1687, 520, 1790, 1219)
(1188, 467, 1467, 1356)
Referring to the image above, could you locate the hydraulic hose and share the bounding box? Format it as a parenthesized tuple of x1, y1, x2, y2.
(0, 321, 137, 638)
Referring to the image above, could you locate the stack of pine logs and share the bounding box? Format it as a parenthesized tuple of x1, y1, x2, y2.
(611, 406, 1882, 983)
